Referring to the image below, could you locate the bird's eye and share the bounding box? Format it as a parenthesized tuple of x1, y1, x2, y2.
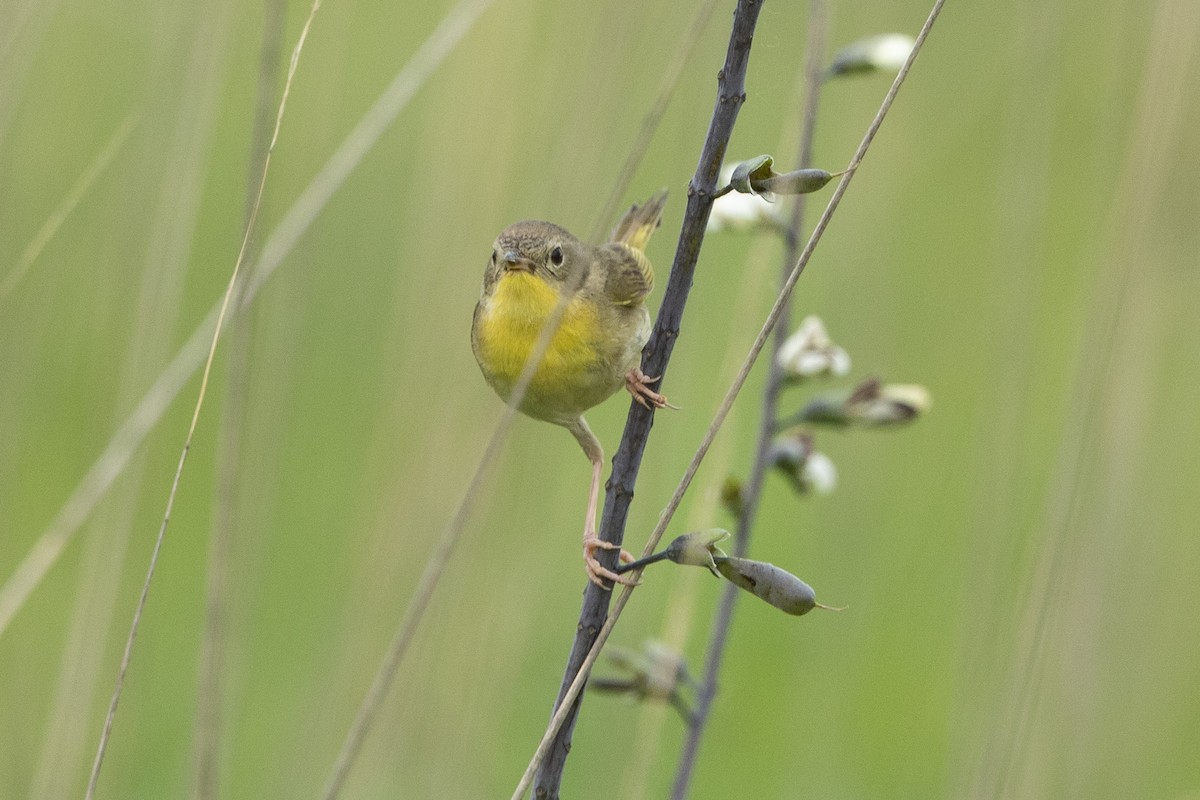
(550, 246, 564, 267)
(490, 250, 497, 265)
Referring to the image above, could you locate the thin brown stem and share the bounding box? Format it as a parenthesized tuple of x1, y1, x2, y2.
(671, 2, 826, 794)
(672, 1, 947, 795)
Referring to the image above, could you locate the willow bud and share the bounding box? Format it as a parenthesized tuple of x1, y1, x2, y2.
(829, 33, 915, 77)
(728, 155, 840, 201)
(769, 433, 838, 496)
(708, 162, 786, 233)
(845, 377, 932, 425)
(776, 315, 851, 381)
(793, 377, 931, 428)
(617, 529, 731, 576)
(664, 529, 731, 574)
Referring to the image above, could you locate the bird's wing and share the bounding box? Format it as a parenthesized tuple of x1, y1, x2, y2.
(602, 190, 667, 306)
(601, 244, 654, 306)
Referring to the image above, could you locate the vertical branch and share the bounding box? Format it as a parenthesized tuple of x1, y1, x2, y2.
(532, 1, 766, 796)
(670, 3, 827, 796)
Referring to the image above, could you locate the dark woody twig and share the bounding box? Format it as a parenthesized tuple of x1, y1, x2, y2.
(532, 1, 767, 796)
(530, 0, 945, 794)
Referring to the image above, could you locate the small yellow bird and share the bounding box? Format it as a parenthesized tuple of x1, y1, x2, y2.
(471, 192, 671, 587)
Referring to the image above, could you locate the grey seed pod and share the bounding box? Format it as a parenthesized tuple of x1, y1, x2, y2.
(714, 556, 820, 615)
(757, 168, 835, 195)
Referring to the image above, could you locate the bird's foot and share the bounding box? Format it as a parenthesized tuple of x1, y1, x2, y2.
(583, 536, 638, 589)
(625, 368, 677, 411)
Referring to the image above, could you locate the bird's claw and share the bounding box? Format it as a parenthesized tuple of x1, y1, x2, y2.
(625, 368, 676, 411)
(584, 537, 638, 589)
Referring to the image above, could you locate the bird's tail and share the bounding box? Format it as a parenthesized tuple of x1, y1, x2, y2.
(609, 190, 668, 252)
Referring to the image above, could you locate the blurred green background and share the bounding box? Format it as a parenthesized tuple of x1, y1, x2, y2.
(2, 0, 1198, 797)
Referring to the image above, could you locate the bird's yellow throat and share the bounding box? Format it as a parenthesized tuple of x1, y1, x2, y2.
(476, 271, 601, 397)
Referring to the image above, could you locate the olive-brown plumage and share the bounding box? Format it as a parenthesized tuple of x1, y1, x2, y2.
(471, 192, 670, 586)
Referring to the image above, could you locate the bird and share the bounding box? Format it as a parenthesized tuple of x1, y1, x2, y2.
(471, 191, 671, 587)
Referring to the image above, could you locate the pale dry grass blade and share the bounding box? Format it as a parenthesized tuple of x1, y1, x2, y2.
(318, 404, 515, 800)
(616, 232, 780, 800)
(514, 1, 946, 792)
(0, 0, 492, 642)
(29, 2, 237, 792)
(241, 0, 495, 306)
(671, 2, 828, 791)
(0, 114, 138, 299)
(587, 0, 721, 243)
(190, 1, 289, 796)
(83, 0, 325, 795)
(0, 318, 212, 639)
(315, 1, 726, 792)
(319, 127, 576, 799)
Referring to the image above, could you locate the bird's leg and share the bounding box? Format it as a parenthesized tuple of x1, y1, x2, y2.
(625, 367, 676, 411)
(568, 418, 635, 588)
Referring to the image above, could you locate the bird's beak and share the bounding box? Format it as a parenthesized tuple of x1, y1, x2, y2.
(502, 251, 534, 272)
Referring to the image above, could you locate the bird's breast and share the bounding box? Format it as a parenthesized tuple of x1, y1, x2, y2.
(474, 272, 616, 420)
